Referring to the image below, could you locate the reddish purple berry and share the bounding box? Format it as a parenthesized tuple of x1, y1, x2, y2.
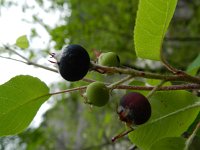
(117, 92, 151, 125)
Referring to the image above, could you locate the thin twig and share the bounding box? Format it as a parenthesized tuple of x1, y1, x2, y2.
(4, 45, 30, 62)
(50, 86, 87, 96)
(27, 61, 58, 73)
(48, 84, 200, 97)
(112, 127, 134, 142)
(116, 83, 200, 91)
(0, 55, 27, 64)
(2, 45, 58, 73)
(91, 62, 200, 84)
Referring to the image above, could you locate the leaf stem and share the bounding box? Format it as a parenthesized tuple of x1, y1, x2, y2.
(161, 52, 200, 83)
(161, 52, 179, 74)
(146, 80, 166, 99)
(184, 122, 200, 150)
(107, 75, 133, 90)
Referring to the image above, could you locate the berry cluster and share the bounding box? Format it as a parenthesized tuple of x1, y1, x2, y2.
(54, 44, 151, 141)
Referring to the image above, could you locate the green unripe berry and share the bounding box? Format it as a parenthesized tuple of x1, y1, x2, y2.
(86, 82, 109, 107)
(98, 52, 120, 67)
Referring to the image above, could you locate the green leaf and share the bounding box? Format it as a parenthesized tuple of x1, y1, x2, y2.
(134, 0, 178, 60)
(149, 137, 186, 150)
(129, 91, 200, 150)
(187, 112, 200, 137)
(15, 35, 29, 49)
(0, 75, 50, 136)
(187, 53, 200, 75)
(147, 79, 171, 86)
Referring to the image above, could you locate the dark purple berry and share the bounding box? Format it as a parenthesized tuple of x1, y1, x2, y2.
(117, 92, 151, 125)
(58, 44, 90, 81)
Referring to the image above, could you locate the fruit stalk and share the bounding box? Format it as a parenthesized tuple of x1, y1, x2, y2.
(107, 75, 133, 90)
(146, 80, 166, 99)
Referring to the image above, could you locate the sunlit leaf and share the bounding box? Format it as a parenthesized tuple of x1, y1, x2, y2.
(149, 137, 186, 150)
(147, 79, 171, 86)
(134, 0, 178, 60)
(16, 35, 29, 49)
(129, 91, 200, 150)
(0, 75, 50, 136)
(187, 53, 200, 75)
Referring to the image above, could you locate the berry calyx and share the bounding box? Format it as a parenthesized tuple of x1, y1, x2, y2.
(98, 52, 120, 67)
(118, 92, 151, 125)
(58, 44, 90, 81)
(86, 82, 109, 107)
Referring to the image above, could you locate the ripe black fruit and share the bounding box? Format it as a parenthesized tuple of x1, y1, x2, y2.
(117, 92, 151, 125)
(58, 44, 90, 81)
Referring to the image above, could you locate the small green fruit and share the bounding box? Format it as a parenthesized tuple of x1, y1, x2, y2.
(98, 52, 120, 67)
(86, 82, 109, 107)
